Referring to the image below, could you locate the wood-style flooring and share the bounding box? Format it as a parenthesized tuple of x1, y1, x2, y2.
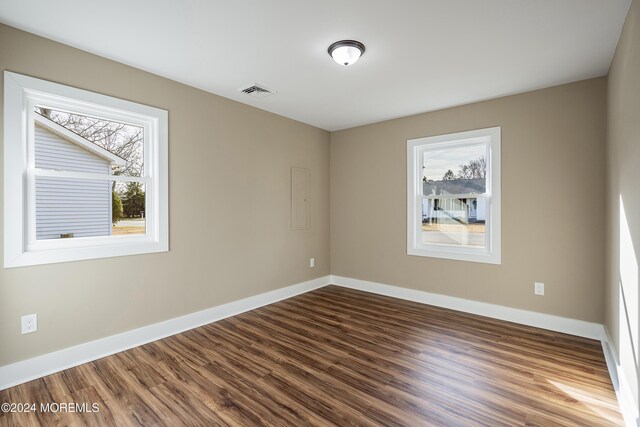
(0, 285, 623, 426)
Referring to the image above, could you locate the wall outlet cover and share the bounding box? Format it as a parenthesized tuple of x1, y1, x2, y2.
(21, 314, 38, 334)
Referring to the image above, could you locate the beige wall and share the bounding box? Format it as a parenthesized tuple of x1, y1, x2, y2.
(0, 24, 330, 366)
(331, 78, 607, 323)
(606, 0, 640, 412)
(0, 18, 619, 371)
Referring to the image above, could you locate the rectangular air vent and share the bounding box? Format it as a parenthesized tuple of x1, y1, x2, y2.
(238, 83, 277, 98)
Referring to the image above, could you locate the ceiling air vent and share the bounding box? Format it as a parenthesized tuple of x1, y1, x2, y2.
(238, 83, 277, 98)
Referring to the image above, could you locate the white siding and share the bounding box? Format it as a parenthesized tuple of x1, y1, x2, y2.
(35, 125, 111, 173)
(34, 124, 112, 240)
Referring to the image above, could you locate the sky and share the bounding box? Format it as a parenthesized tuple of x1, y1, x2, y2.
(423, 143, 486, 181)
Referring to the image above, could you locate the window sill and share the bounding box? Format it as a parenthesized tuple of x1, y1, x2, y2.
(5, 240, 168, 268)
(407, 246, 501, 265)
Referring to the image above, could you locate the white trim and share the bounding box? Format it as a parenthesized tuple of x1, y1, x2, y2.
(336, 272, 633, 420)
(330, 275, 604, 340)
(332, 275, 630, 421)
(31, 168, 149, 183)
(3, 72, 26, 269)
(3, 71, 169, 268)
(0, 275, 331, 391)
(34, 114, 126, 166)
(0, 270, 627, 425)
(602, 329, 640, 427)
(407, 126, 501, 264)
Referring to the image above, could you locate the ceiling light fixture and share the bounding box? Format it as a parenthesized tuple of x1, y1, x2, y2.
(328, 40, 365, 66)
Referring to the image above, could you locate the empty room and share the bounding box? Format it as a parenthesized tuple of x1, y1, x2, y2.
(0, 0, 638, 426)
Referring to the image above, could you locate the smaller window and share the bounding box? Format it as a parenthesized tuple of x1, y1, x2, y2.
(407, 127, 501, 264)
(4, 72, 168, 268)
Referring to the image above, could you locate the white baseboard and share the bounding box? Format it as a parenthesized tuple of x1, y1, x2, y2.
(331, 276, 639, 421)
(602, 329, 640, 427)
(2, 272, 630, 426)
(0, 275, 331, 391)
(330, 275, 605, 340)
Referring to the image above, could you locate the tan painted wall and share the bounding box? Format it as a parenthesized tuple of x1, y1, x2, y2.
(606, 0, 640, 412)
(331, 78, 607, 323)
(0, 24, 330, 366)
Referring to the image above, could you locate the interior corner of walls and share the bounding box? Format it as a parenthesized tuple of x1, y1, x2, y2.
(601, 327, 640, 427)
(601, 328, 620, 389)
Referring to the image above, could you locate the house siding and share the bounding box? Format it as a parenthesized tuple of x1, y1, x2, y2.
(34, 124, 112, 240)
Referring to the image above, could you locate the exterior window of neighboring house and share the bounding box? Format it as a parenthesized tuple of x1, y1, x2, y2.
(407, 127, 501, 264)
(4, 72, 168, 268)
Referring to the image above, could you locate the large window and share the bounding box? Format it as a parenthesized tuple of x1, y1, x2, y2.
(407, 127, 501, 264)
(4, 72, 168, 268)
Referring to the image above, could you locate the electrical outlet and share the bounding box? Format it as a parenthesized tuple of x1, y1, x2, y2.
(534, 282, 544, 296)
(21, 314, 37, 334)
(309, 258, 315, 268)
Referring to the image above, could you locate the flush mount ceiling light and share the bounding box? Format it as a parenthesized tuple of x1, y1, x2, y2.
(328, 40, 365, 66)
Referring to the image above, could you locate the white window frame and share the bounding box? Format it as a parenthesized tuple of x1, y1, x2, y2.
(4, 71, 169, 268)
(407, 126, 501, 264)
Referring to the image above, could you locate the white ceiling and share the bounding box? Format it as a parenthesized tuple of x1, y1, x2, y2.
(0, 0, 631, 131)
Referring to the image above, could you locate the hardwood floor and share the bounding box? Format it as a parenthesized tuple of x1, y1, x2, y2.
(0, 286, 623, 426)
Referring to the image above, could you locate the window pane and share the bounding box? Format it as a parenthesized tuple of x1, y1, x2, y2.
(423, 143, 486, 195)
(34, 106, 144, 177)
(421, 197, 486, 247)
(112, 182, 146, 236)
(35, 177, 146, 240)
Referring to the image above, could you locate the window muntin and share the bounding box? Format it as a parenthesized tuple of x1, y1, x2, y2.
(407, 127, 501, 264)
(4, 72, 168, 268)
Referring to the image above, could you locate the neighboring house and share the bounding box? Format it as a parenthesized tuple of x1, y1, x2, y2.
(34, 113, 126, 240)
(422, 178, 486, 223)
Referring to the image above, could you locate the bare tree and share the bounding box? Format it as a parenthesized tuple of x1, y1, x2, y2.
(35, 107, 143, 179)
(36, 107, 52, 119)
(457, 156, 486, 179)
